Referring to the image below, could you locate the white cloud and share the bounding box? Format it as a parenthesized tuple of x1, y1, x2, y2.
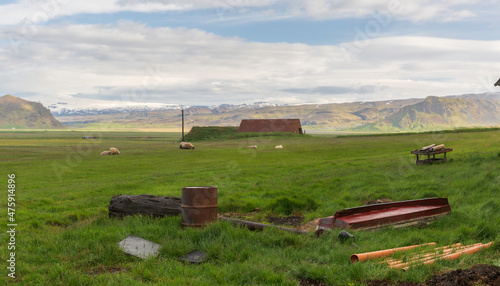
(0, 0, 483, 26)
(284, 0, 479, 22)
(1, 21, 499, 107)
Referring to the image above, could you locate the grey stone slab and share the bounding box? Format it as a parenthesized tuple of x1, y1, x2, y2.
(118, 235, 161, 259)
(180, 250, 208, 264)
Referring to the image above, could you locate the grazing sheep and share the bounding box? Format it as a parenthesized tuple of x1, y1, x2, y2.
(109, 147, 120, 155)
(180, 142, 195, 149)
(247, 145, 257, 149)
(100, 151, 111, 155)
(275, 145, 283, 149)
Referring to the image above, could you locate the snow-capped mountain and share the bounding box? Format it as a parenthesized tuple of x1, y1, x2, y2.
(50, 101, 278, 116)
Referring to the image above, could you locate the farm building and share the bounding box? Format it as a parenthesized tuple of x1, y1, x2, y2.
(495, 77, 500, 86)
(238, 119, 303, 134)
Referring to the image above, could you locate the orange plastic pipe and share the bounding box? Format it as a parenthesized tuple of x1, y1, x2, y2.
(392, 243, 484, 269)
(383, 243, 462, 265)
(391, 247, 466, 269)
(387, 247, 459, 267)
(401, 242, 494, 271)
(350, 242, 437, 263)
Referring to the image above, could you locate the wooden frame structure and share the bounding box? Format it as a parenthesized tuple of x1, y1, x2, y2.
(411, 148, 453, 165)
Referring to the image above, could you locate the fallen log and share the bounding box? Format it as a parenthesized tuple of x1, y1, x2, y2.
(109, 194, 181, 218)
(219, 216, 309, 235)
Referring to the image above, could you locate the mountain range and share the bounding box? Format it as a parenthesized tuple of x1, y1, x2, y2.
(53, 93, 499, 132)
(1, 93, 499, 132)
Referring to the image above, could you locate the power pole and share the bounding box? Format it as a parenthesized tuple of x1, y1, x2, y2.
(181, 109, 185, 142)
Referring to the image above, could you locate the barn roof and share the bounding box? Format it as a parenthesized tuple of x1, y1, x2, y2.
(238, 119, 303, 134)
(495, 78, 500, 86)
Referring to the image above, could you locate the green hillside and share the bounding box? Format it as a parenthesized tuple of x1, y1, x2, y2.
(354, 96, 500, 132)
(0, 94, 65, 129)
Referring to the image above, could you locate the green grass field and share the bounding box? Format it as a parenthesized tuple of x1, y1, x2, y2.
(1, 129, 499, 285)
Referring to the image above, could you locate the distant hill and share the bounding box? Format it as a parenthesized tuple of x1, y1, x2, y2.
(354, 95, 500, 132)
(0, 95, 65, 129)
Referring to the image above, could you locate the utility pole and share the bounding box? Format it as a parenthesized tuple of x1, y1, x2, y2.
(181, 109, 184, 142)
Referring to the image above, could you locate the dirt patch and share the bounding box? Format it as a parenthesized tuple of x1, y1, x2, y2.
(267, 216, 304, 227)
(366, 264, 500, 286)
(366, 280, 421, 286)
(425, 264, 500, 286)
(298, 277, 329, 286)
(300, 218, 322, 232)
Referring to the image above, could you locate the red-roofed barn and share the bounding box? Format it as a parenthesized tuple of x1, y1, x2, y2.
(237, 119, 303, 134)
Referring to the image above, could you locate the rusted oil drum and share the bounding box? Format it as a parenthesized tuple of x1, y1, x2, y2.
(181, 187, 218, 227)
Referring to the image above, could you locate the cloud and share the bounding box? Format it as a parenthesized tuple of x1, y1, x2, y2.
(282, 85, 380, 95)
(1, 21, 499, 107)
(0, 0, 482, 26)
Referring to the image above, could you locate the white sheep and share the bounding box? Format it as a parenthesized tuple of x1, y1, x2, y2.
(247, 145, 257, 149)
(275, 145, 283, 149)
(180, 142, 195, 149)
(109, 147, 120, 155)
(100, 151, 111, 155)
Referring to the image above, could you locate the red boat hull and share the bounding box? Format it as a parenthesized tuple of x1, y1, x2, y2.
(318, 198, 451, 231)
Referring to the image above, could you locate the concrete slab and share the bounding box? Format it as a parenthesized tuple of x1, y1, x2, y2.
(118, 235, 161, 259)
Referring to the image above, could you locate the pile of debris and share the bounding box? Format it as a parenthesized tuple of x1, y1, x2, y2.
(411, 144, 453, 165)
(418, 144, 445, 153)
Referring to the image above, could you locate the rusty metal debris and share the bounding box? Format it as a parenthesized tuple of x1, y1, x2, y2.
(181, 187, 218, 228)
(317, 198, 451, 231)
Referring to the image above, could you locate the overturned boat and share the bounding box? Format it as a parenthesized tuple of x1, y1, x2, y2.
(317, 198, 451, 231)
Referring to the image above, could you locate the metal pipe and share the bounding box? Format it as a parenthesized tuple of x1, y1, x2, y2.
(219, 216, 309, 235)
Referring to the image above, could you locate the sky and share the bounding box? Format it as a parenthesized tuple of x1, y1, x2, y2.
(1, 0, 500, 108)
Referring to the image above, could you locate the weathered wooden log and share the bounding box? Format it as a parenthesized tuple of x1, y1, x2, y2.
(431, 144, 445, 152)
(109, 194, 181, 218)
(219, 216, 309, 235)
(420, 144, 436, 151)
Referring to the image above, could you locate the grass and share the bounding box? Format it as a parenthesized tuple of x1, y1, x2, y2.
(0, 129, 499, 285)
(184, 126, 309, 142)
(184, 126, 239, 142)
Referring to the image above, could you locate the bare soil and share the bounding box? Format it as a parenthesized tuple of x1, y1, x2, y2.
(298, 277, 330, 285)
(366, 264, 500, 286)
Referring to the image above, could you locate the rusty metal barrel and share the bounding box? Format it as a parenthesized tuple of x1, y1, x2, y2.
(181, 187, 218, 227)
